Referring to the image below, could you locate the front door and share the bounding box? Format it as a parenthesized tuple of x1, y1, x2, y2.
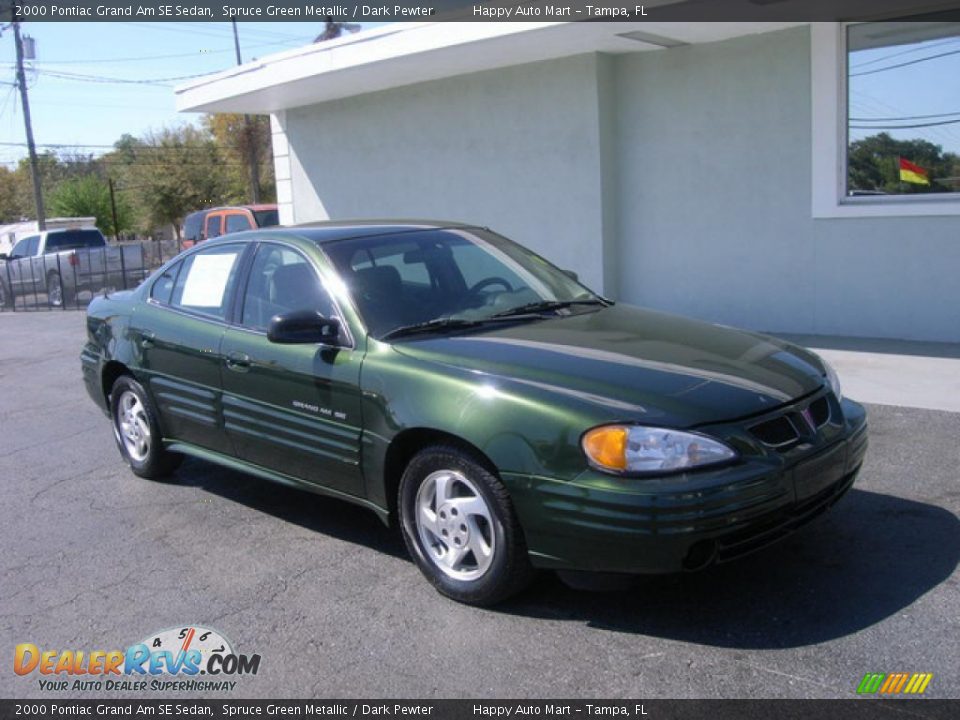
(219, 242, 364, 497)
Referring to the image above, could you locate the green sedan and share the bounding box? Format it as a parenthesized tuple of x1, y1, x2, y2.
(81, 221, 868, 605)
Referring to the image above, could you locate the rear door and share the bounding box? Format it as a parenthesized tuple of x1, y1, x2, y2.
(131, 242, 249, 454)
(219, 241, 365, 497)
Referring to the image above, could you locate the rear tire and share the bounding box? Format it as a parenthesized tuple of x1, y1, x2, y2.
(46, 272, 73, 308)
(399, 445, 534, 605)
(109, 375, 182, 479)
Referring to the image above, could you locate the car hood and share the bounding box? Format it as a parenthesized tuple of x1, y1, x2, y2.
(390, 304, 826, 427)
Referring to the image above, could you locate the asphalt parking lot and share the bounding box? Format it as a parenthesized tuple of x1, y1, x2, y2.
(1, 310, 958, 699)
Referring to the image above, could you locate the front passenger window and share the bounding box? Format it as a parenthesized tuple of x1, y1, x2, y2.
(241, 244, 336, 333)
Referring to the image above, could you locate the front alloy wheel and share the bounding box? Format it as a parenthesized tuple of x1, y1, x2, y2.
(399, 446, 534, 605)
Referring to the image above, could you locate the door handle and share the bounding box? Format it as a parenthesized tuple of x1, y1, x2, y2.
(225, 351, 252, 372)
(139, 331, 156, 349)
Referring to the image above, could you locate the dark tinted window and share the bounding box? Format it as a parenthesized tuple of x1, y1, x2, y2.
(253, 209, 279, 228)
(45, 229, 106, 252)
(225, 214, 252, 234)
(183, 212, 206, 244)
(169, 244, 244, 320)
(324, 228, 597, 338)
(205, 215, 222, 240)
(150, 262, 181, 305)
(241, 244, 336, 332)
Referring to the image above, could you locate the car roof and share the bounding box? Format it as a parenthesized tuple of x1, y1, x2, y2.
(283, 219, 480, 244)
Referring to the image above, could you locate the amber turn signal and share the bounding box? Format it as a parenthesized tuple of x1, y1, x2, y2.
(582, 426, 629, 471)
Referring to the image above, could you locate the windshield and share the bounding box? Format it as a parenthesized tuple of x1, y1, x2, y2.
(322, 227, 602, 339)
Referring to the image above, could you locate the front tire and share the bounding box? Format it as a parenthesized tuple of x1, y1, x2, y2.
(399, 445, 534, 605)
(110, 375, 182, 479)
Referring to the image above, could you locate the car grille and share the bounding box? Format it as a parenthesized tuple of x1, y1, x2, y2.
(748, 394, 832, 449)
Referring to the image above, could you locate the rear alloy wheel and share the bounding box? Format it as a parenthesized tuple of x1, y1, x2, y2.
(47, 273, 64, 308)
(399, 446, 534, 605)
(110, 375, 181, 479)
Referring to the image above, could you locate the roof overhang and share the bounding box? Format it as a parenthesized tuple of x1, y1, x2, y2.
(175, 20, 806, 114)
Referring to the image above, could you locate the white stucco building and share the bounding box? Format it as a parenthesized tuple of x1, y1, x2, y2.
(176, 21, 960, 343)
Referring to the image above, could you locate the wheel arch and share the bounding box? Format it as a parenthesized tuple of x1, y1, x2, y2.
(101, 360, 133, 406)
(381, 427, 500, 524)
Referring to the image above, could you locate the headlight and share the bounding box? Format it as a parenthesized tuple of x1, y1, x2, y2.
(582, 425, 737, 475)
(823, 358, 843, 401)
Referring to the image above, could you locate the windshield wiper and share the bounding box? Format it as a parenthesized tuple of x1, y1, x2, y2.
(489, 298, 607, 319)
(380, 317, 483, 341)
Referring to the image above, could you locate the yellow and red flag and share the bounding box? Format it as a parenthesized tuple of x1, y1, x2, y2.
(899, 157, 930, 185)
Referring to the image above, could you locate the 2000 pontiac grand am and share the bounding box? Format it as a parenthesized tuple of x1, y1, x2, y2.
(82, 221, 868, 605)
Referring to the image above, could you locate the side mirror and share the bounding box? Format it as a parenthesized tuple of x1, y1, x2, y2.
(267, 309, 342, 345)
(0, 253, 8, 261)
(561, 269, 578, 282)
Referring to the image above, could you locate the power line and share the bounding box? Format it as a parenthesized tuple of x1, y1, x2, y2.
(850, 117, 960, 130)
(850, 36, 960, 70)
(850, 110, 960, 122)
(849, 47, 960, 77)
(23, 37, 313, 65)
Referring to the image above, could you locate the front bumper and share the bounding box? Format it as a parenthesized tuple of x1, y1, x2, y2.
(503, 396, 868, 574)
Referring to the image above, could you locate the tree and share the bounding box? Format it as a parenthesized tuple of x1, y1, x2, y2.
(48, 175, 133, 237)
(313, 17, 360, 42)
(114, 124, 231, 239)
(848, 132, 960, 194)
(202, 113, 275, 204)
(0, 167, 28, 223)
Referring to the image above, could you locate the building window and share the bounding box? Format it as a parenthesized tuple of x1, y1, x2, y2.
(847, 21, 960, 198)
(810, 22, 960, 217)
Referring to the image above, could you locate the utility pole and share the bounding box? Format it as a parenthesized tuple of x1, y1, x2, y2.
(231, 17, 261, 204)
(108, 178, 120, 243)
(13, 16, 45, 230)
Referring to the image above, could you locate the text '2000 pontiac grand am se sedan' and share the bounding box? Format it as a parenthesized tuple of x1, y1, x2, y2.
(82, 221, 868, 605)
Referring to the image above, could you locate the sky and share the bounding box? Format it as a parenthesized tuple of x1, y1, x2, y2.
(0, 21, 383, 169)
(848, 33, 960, 156)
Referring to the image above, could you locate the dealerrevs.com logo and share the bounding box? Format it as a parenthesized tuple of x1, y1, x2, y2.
(14, 625, 261, 693)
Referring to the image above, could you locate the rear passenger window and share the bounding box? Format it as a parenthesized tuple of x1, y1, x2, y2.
(225, 214, 252, 234)
(150, 262, 181, 305)
(241, 244, 336, 332)
(170, 245, 243, 320)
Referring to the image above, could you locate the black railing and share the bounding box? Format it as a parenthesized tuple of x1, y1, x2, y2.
(0, 238, 181, 312)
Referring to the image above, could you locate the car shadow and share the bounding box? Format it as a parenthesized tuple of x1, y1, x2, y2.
(166, 460, 958, 648)
(499, 489, 960, 648)
(171, 456, 408, 560)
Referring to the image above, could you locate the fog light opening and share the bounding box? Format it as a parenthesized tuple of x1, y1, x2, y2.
(683, 540, 718, 571)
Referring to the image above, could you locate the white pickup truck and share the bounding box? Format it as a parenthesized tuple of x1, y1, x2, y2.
(0, 227, 148, 308)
